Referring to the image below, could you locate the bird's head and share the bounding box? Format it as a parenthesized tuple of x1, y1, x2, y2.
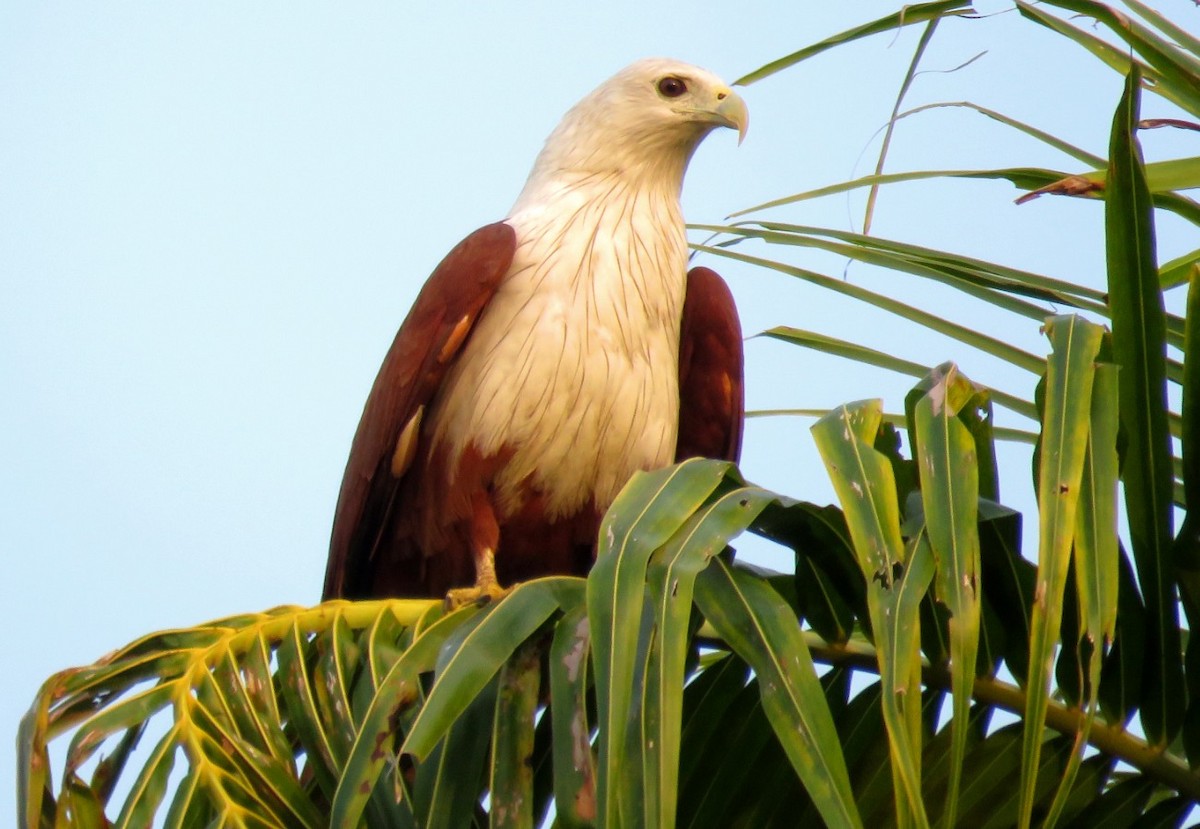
(521, 58, 748, 196)
(586, 58, 749, 148)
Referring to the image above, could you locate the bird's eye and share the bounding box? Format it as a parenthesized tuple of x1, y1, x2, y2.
(657, 76, 688, 98)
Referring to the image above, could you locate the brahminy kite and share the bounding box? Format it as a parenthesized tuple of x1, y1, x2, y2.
(323, 59, 747, 603)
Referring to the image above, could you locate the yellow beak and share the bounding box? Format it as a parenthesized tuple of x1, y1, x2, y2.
(712, 88, 749, 144)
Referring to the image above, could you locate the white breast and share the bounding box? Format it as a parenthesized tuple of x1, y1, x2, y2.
(429, 174, 688, 520)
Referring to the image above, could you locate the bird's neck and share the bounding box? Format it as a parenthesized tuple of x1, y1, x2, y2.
(509, 141, 694, 220)
(503, 168, 688, 318)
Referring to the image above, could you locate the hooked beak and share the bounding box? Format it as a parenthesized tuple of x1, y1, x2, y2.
(711, 87, 748, 145)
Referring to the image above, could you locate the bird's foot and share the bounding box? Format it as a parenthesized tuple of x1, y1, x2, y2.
(444, 580, 510, 610)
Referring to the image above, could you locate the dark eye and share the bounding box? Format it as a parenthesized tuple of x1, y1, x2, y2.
(657, 76, 688, 98)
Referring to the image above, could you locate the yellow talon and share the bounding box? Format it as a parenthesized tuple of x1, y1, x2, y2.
(444, 543, 509, 609)
(444, 580, 510, 610)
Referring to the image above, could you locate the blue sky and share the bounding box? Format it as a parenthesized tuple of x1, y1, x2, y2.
(3, 1, 1196, 818)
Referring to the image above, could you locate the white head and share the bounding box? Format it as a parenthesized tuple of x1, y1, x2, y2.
(516, 58, 748, 202)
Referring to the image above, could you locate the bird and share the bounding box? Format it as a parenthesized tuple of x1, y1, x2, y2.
(322, 58, 747, 604)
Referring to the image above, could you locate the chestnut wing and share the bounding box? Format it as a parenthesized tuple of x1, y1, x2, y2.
(323, 222, 516, 599)
(675, 266, 744, 464)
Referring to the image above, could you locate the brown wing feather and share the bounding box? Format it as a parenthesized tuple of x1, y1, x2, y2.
(323, 222, 516, 599)
(675, 267, 744, 463)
